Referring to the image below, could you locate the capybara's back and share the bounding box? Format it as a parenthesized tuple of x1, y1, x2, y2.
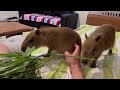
(21, 27, 82, 54)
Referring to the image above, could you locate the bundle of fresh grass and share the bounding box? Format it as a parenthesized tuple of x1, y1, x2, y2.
(0, 47, 56, 79)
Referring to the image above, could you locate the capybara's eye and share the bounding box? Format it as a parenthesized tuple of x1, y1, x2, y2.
(29, 39, 34, 43)
(92, 47, 96, 52)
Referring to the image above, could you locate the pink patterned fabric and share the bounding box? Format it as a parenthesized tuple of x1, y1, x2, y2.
(20, 14, 61, 26)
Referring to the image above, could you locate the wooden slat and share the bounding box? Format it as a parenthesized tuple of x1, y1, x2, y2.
(86, 14, 120, 32)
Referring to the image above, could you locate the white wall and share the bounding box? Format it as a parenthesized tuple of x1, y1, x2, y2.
(0, 11, 19, 21)
(75, 11, 90, 28)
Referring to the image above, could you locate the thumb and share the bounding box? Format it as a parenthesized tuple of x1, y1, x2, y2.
(64, 51, 71, 56)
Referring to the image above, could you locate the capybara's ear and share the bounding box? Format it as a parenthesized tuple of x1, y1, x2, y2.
(35, 30, 41, 36)
(85, 33, 88, 39)
(96, 35, 101, 42)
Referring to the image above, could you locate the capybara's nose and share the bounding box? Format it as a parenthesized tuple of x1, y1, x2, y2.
(21, 47, 26, 52)
(81, 60, 88, 65)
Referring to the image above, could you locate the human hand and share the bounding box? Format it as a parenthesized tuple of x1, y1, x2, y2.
(64, 44, 81, 67)
(0, 43, 10, 54)
(64, 44, 84, 79)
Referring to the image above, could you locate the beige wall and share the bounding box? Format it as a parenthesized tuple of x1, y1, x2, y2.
(75, 11, 90, 28)
(0, 11, 19, 21)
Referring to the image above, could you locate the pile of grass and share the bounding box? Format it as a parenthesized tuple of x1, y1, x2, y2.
(0, 47, 56, 79)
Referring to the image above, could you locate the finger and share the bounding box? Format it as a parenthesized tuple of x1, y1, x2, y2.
(64, 51, 71, 56)
(73, 44, 80, 55)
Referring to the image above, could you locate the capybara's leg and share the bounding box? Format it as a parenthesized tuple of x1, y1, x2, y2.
(108, 49, 113, 55)
(90, 52, 102, 68)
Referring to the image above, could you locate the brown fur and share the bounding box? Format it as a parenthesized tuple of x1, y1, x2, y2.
(81, 24, 115, 68)
(21, 27, 82, 55)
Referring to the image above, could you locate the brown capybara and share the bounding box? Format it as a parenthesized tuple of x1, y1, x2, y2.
(21, 27, 82, 56)
(81, 24, 115, 68)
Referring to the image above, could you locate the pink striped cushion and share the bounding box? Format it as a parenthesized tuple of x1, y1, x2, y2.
(20, 14, 61, 26)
